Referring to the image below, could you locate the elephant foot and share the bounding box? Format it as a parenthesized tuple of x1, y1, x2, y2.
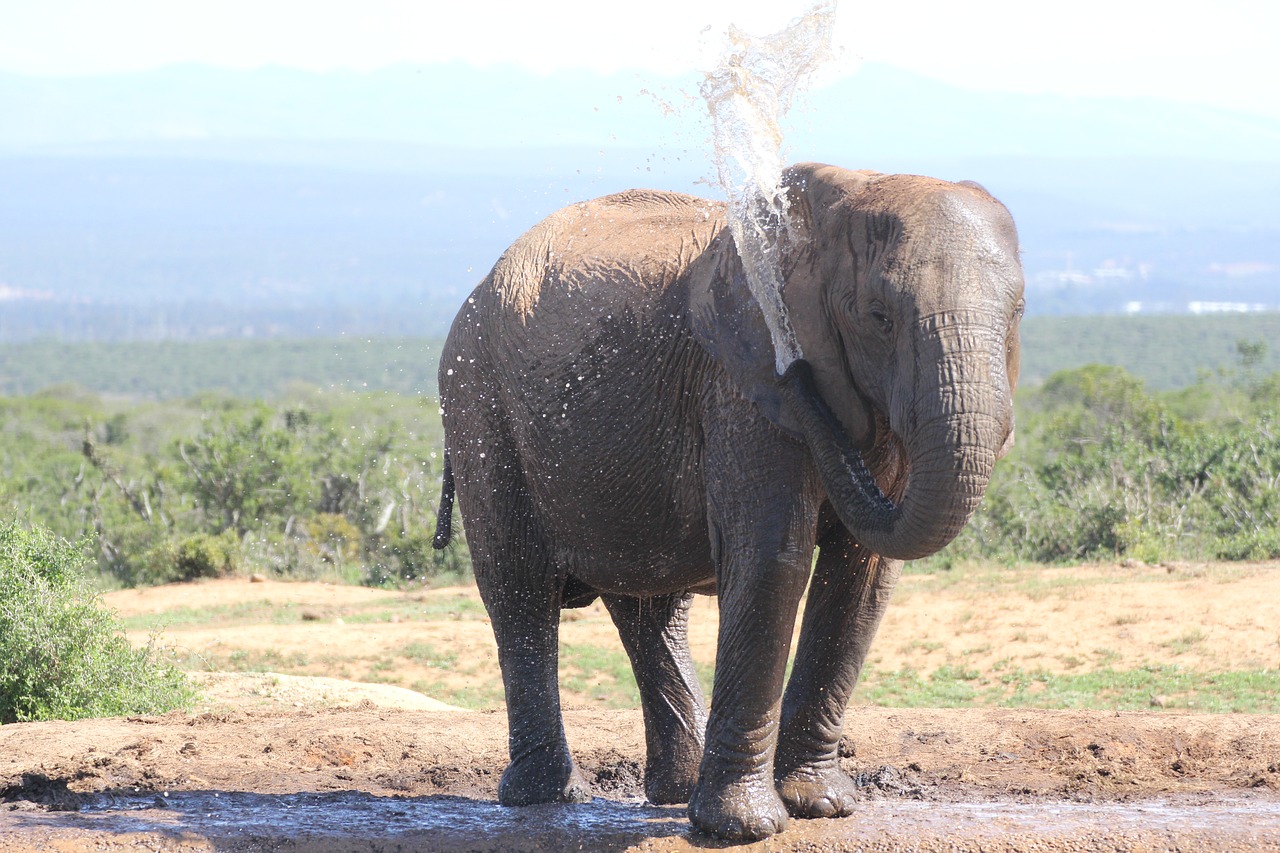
(688, 775, 788, 841)
(776, 765, 859, 819)
(643, 742, 703, 805)
(498, 743, 591, 806)
(644, 763, 698, 806)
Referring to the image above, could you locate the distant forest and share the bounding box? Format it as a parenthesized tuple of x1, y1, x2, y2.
(0, 338, 442, 400)
(2, 313, 1279, 400)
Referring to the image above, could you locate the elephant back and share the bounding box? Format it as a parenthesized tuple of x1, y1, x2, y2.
(484, 189, 728, 323)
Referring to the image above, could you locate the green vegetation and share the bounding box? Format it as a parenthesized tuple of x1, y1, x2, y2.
(929, 350, 1280, 567)
(410, 679, 507, 711)
(1018, 313, 1280, 390)
(0, 523, 194, 723)
(0, 386, 468, 589)
(559, 643, 643, 709)
(5, 329, 1280, 583)
(5, 313, 1280, 401)
(1, 316, 1277, 577)
(0, 338, 443, 400)
(399, 641, 458, 669)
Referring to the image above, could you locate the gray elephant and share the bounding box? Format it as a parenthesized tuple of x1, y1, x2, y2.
(432, 163, 1023, 840)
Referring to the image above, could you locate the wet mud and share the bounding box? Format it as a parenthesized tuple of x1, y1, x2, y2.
(2, 706, 1279, 851)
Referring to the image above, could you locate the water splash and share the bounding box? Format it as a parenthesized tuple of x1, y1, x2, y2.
(700, 2, 838, 374)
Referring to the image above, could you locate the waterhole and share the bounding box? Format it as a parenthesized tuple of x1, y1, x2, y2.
(9, 789, 1277, 849)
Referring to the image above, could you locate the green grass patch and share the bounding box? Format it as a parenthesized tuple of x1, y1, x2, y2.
(559, 643, 642, 709)
(860, 664, 1280, 713)
(341, 594, 485, 625)
(120, 592, 481, 632)
(416, 595, 487, 618)
(399, 641, 457, 669)
(120, 599, 311, 631)
(205, 648, 313, 674)
(410, 679, 506, 710)
(1162, 630, 1208, 656)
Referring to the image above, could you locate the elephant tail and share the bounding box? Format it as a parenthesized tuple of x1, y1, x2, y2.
(432, 452, 455, 550)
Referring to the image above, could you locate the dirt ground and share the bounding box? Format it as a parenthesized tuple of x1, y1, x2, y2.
(2, 564, 1280, 850)
(103, 560, 1280, 711)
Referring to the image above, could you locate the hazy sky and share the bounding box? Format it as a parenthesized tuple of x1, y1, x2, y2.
(3, 0, 1278, 116)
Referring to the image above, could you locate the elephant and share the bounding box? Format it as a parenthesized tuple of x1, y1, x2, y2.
(431, 163, 1024, 840)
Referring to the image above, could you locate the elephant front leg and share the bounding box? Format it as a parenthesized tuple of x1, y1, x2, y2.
(688, 431, 820, 839)
(689, 538, 814, 840)
(775, 519, 903, 818)
(603, 592, 707, 805)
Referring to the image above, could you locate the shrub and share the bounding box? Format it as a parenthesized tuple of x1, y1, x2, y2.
(929, 364, 1280, 567)
(371, 528, 470, 586)
(1, 389, 470, 589)
(135, 531, 242, 586)
(0, 522, 194, 723)
(304, 512, 363, 565)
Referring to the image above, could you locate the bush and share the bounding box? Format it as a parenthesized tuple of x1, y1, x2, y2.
(930, 363, 1280, 567)
(0, 523, 195, 723)
(0, 389, 469, 589)
(303, 512, 363, 565)
(371, 528, 470, 586)
(135, 531, 242, 586)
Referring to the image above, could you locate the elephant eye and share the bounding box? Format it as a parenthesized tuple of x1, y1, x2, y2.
(1014, 298, 1026, 319)
(869, 306, 893, 334)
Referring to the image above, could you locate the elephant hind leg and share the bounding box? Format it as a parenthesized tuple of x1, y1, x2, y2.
(490, 603, 590, 807)
(603, 592, 707, 805)
(454, 442, 588, 806)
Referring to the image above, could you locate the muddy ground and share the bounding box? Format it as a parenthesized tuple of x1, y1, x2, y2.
(2, 566, 1279, 850)
(2, 704, 1279, 851)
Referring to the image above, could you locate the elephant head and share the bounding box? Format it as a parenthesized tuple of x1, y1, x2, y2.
(692, 163, 1024, 561)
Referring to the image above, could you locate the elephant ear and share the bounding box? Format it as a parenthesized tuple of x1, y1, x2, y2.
(686, 231, 800, 437)
(687, 164, 880, 439)
(777, 164, 882, 447)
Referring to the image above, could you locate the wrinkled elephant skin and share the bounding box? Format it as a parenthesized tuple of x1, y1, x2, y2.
(433, 163, 1025, 840)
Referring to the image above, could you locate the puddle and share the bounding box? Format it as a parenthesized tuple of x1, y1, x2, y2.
(56, 790, 689, 839)
(9, 788, 1280, 848)
(862, 797, 1280, 836)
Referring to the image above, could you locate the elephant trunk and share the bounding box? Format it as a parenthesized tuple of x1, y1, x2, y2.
(778, 358, 1002, 562)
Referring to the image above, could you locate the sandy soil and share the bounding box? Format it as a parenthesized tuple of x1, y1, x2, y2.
(108, 561, 1280, 711)
(2, 565, 1279, 850)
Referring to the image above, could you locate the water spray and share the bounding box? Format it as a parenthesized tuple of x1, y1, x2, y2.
(700, 2, 838, 374)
